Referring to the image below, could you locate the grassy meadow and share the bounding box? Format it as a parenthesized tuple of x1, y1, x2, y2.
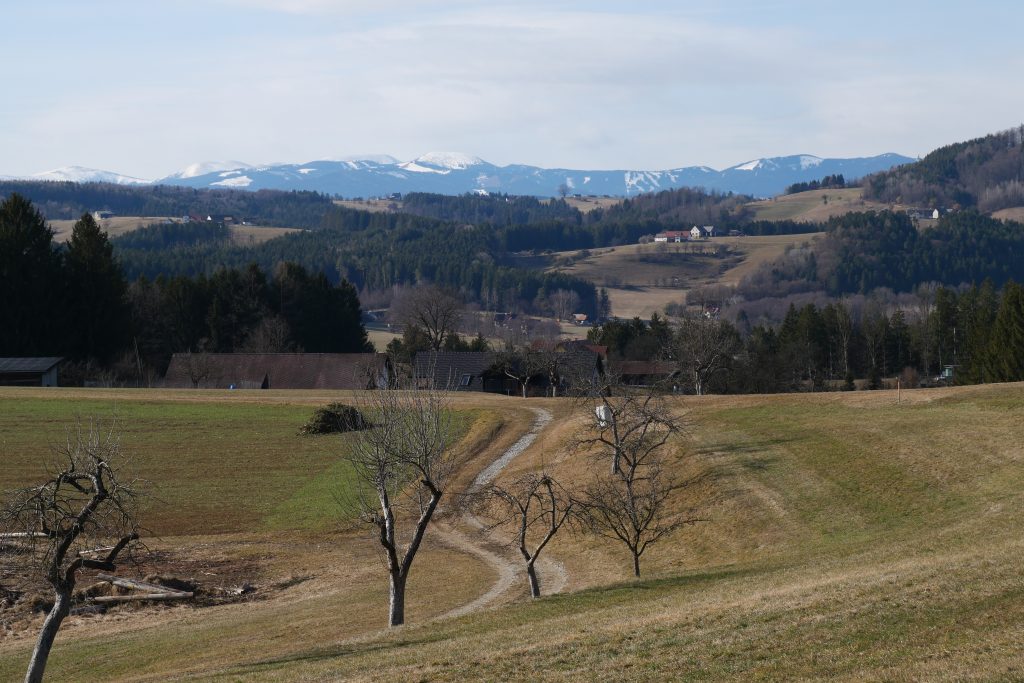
(745, 187, 885, 223)
(543, 235, 820, 319)
(1, 384, 1024, 680)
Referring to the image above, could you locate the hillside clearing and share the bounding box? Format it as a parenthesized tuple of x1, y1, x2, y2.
(543, 234, 821, 319)
(48, 217, 302, 245)
(746, 187, 885, 223)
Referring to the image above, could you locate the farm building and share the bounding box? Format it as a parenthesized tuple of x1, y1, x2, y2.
(0, 357, 64, 387)
(414, 351, 509, 393)
(415, 342, 605, 396)
(608, 360, 679, 388)
(653, 230, 687, 243)
(162, 353, 390, 390)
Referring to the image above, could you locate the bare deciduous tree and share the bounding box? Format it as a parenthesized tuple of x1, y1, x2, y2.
(674, 316, 741, 396)
(392, 285, 462, 351)
(549, 289, 580, 322)
(1, 422, 142, 683)
(346, 385, 455, 627)
(577, 386, 697, 577)
(473, 472, 574, 598)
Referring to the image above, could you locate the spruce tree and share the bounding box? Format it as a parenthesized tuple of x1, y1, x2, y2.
(65, 213, 131, 363)
(0, 194, 63, 355)
(987, 281, 1024, 382)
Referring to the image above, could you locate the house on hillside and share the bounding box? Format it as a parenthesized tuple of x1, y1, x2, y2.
(653, 230, 687, 243)
(0, 357, 64, 387)
(92, 210, 115, 221)
(689, 226, 703, 240)
(162, 353, 390, 390)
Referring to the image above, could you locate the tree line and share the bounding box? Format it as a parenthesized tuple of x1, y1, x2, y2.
(785, 174, 847, 194)
(588, 280, 1024, 393)
(115, 206, 601, 319)
(737, 210, 1024, 302)
(0, 181, 335, 228)
(0, 194, 370, 381)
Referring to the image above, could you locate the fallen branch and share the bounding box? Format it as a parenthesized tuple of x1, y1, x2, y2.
(95, 573, 188, 596)
(90, 593, 193, 604)
(0, 532, 48, 539)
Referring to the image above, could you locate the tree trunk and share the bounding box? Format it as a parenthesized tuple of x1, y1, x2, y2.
(389, 572, 407, 627)
(25, 591, 70, 683)
(526, 561, 541, 598)
(632, 552, 641, 578)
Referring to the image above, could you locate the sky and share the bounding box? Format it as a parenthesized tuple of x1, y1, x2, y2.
(2, 0, 1022, 179)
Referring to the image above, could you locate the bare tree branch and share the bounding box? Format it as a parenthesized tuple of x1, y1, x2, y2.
(346, 383, 455, 627)
(0, 420, 145, 683)
(470, 472, 575, 598)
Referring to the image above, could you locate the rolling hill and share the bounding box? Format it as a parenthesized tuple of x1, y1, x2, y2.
(1, 384, 1023, 680)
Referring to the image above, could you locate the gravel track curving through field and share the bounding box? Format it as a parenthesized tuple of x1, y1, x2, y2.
(438, 406, 567, 619)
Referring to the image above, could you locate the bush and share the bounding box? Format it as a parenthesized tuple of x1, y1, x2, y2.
(299, 403, 369, 435)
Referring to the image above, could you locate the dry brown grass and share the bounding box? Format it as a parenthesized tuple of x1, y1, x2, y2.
(49, 217, 174, 242)
(333, 199, 397, 213)
(543, 235, 820, 319)
(559, 196, 622, 214)
(992, 206, 1024, 222)
(4, 384, 1024, 680)
(228, 225, 303, 245)
(48, 217, 301, 245)
(746, 187, 886, 223)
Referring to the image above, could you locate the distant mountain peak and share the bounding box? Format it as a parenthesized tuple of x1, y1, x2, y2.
(165, 161, 252, 180)
(328, 154, 400, 165)
(4, 151, 914, 199)
(413, 152, 485, 170)
(31, 166, 151, 185)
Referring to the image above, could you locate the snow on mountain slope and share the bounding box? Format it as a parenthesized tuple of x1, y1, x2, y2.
(164, 161, 252, 180)
(5, 152, 914, 198)
(30, 166, 151, 185)
(414, 152, 484, 170)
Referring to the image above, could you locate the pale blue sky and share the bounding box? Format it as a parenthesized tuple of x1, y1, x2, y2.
(2, 1, 1021, 178)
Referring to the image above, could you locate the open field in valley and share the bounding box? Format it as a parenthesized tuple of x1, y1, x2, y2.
(543, 234, 821, 319)
(2, 384, 1024, 680)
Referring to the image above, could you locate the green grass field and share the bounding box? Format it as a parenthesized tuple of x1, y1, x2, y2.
(0, 392, 350, 535)
(2, 385, 1024, 680)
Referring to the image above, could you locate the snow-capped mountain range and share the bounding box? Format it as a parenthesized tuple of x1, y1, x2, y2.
(8, 152, 914, 198)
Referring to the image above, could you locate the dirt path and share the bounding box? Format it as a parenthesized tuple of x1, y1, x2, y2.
(438, 406, 567, 619)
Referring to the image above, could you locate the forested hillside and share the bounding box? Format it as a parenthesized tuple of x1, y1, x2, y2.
(864, 126, 1024, 211)
(738, 210, 1024, 300)
(0, 181, 334, 228)
(115, 207, 600, 318)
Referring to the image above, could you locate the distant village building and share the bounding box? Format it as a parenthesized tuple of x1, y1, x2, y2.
(92, 210, 115, 221)
(653, 230, 687, 243)
(0, 357, 63, 387)
(689, 226, 703, 240)
(906, 208, 943, 221)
